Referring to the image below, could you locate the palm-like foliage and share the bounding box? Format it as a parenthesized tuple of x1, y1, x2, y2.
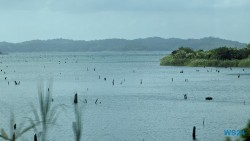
(30, 81, 62, 141)
(0, 113, 37, 141)
(0, 81, 80, 141)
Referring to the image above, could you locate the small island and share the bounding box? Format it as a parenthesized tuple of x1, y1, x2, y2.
(160, 44, 250, 67)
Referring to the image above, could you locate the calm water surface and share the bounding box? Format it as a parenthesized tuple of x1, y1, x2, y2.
(0, 52, 249, 141)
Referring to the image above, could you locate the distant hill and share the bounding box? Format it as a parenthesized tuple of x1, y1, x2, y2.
(0, 37, 246, 52)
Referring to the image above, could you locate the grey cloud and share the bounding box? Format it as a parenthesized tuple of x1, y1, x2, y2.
(0, 0, 249, 43)
(2, 0, 249, 13)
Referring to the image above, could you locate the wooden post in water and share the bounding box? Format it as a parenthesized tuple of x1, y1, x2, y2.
(34, 134, 37, 141)
(74, 93, 78, 104)
(184, 94, 187, 100)
(192, 126, 196, 140)
(95, 98, 99, 104)
(13, 133, 15, 141)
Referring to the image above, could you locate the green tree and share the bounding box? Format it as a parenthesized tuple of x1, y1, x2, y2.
(171, 47, 194, 59)
(211, 47, 233, 60)
(173, 50, 186, 59)
(178, 47, 194, 53)
(247, 43, 250, 49)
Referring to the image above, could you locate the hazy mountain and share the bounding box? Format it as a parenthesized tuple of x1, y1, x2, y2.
(0, 37, 246, 52)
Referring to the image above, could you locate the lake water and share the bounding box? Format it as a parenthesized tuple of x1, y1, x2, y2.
(0, 52, 250, 141)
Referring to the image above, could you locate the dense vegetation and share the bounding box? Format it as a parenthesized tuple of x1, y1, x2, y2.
(160, 44, 250, 67)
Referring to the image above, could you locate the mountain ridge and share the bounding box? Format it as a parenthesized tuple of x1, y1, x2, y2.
(0, 37, 246, 52)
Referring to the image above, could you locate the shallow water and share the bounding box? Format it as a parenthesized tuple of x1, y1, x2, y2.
(0, 52, 250, 141)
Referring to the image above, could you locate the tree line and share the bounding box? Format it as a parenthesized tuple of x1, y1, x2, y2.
(171, 43, 250, 60)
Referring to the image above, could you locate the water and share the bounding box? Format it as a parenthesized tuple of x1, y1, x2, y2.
(0, 52, 250, 141)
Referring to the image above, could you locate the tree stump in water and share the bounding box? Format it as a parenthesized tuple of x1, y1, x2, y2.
(205, 97, 213, 100)
(192, 126, 196, 140)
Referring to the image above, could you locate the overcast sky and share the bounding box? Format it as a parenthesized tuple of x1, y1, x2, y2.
(0, 0, 249, 43)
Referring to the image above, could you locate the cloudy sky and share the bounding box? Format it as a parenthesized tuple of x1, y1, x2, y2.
(0, 0, 249, 43)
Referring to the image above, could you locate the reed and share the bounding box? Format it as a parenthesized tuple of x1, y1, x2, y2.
(72, 93, 83, 141)
(0, 112, 37, 141)
(30, 80, 63, 141)
(0, 80, 81, 141)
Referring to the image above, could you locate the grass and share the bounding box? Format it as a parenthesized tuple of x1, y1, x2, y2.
(160, 55, 250, 67)
(187, 59, 239, 67)
(238, 58, 250, 67)
(160, 56, 188, 66)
